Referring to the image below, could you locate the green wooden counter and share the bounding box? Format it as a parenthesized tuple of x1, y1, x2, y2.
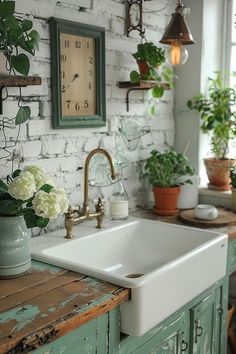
(0, 261, 129, 354)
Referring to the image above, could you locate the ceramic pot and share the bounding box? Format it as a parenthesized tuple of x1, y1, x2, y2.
(0, 215, 31, 278)
(177, 175, 199, 209)
(152, 186, 180, 216)
(231, 188, 236, 213)
(204, 157, 236, 191)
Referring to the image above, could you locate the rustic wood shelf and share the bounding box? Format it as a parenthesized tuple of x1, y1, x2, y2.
(118, 80, 170, 111)
(0, 75, 42, 114)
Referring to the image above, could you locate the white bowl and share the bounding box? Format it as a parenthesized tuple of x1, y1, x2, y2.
(194, 204, 218, 220)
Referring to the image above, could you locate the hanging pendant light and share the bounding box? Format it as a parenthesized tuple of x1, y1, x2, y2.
(159, 0, 195, 66)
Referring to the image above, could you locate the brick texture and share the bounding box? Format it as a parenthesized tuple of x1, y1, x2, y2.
(0, 0, 174, 231)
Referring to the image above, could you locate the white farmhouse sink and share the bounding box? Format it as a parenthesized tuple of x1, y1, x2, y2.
(31, 217, 228, 336)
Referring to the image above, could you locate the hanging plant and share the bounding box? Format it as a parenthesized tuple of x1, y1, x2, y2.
(0, 0, 40, 126)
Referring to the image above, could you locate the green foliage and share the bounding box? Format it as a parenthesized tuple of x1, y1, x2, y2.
(15, 106, 31, 125)
(0, 0, 40, 126)
(133, 42, 166, 67)
(130, 42, 175, 102)
(187, 72, 236, 159)
(144, 149, 195, 187)
(230, 166, 236, 188)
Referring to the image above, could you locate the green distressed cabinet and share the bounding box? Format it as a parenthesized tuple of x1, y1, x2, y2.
(190, 287, 222, 354)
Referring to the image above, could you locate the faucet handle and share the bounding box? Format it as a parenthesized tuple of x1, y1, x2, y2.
(95, 197, 104, 229)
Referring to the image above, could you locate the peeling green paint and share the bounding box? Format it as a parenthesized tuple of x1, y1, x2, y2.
(0, 305, 40, 331)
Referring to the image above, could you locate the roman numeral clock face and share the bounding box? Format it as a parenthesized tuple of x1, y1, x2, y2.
(60, 33, 96, 117)
(50, 19, 106, 128)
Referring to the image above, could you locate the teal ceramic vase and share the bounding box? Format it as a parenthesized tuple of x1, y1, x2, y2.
(0, 215, 31, 278)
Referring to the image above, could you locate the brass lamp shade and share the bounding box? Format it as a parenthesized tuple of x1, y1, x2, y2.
(160, 12, 195, 45)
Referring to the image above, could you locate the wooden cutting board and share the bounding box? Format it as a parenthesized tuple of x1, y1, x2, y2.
(178, 208, 236, 227)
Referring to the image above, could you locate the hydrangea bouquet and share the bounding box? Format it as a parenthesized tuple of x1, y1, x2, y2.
(0, 165, 68, 229)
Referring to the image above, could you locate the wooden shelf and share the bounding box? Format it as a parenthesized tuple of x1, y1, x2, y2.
(0, 75, 42, 114)
(0, 75, 41, 87)
(118, 81, 170, 111)
(118, 80, 170, 90)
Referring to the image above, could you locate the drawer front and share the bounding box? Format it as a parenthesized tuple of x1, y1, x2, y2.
(228, 238, 236, 274)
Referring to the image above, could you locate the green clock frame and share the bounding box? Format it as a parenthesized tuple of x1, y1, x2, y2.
(50, 18, 106, 128)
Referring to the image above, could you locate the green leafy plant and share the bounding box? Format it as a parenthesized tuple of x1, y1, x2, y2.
(132, 42, 165, 67)
(187, 72, 236, 159)
(144, 149, 195, 187)
(230, 166, 236, 188)
(0, 0, 40, 125)
(0, 165, 68, 229)
(130, 42, 175, 99)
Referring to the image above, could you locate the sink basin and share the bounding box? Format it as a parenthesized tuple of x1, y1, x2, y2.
(31, 217, 227, 336)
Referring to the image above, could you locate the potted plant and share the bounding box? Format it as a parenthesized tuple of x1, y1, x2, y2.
(187, 72, 236, 191)
(0, 165, 68, 278)
(0, 0, 40, 125)
(144, 149, 195, 215)
(230, 167, 236, 212)
(130, 41, 175, 99)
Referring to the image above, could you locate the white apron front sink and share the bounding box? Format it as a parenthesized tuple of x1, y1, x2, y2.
(31, 217, 227, 336)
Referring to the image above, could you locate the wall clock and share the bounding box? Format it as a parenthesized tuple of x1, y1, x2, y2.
(50, 18, 106, 128)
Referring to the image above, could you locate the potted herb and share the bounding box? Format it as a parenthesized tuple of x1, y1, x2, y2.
(130, 41, 175, 99)
(187, 72, 236, 191)
(0, 0, 40, 125)
(230, 167, 236, 212)
(144, 149, 195, 215)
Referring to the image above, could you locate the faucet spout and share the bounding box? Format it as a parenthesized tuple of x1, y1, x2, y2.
(82, 148, 116, 213)
(64, 148, 116, 238)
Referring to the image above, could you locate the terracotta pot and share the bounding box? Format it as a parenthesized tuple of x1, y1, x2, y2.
(137, 60, 149, 78)
(152, 186, 180, 216)
(204, 158, 236, 191)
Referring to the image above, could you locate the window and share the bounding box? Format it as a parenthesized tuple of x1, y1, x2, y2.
(223, 0, 236, 155)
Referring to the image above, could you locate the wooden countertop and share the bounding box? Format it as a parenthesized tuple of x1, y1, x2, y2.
(0, 261, 129, 354)
(132, 209, 236, 240)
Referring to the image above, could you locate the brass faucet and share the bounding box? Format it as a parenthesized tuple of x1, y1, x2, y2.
(65, 148, 116, 239)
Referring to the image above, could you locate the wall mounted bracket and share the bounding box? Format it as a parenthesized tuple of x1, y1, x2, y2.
(0, 76, 42, 114)
(118, 81, 169, 111)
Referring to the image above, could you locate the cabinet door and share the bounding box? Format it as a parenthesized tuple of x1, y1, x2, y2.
(132, 313, 189, 354)
(190, 287, 222, 354)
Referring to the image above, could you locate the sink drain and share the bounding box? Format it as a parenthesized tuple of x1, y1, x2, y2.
(125, 273, 144, 279)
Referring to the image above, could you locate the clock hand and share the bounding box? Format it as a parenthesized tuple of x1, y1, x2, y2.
(62, 73, 79, 92)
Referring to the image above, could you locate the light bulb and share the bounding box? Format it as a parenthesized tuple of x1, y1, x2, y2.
(166, 40, 188, 66)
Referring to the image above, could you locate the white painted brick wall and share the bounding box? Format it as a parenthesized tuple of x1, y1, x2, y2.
(0, 0, 174, 231)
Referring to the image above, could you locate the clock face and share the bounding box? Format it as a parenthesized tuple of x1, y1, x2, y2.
(60, 33, 96, 117)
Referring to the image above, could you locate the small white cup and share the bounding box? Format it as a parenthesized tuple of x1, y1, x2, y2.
(194, 204, 218, 220)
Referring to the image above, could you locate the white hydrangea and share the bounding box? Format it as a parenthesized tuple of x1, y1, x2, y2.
(54, 187, 69, 213)
(32, 187, 68, 220)
(8, 171, 37, 201)
(23, 165, 55, 189)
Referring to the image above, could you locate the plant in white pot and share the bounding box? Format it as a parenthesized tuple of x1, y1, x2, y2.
(0, 165, 68, 278)
(143, 149, 195, 215)
(187, 72, 236, 191)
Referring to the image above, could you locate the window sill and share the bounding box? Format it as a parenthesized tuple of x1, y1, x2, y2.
(199, 187, 232, 209)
